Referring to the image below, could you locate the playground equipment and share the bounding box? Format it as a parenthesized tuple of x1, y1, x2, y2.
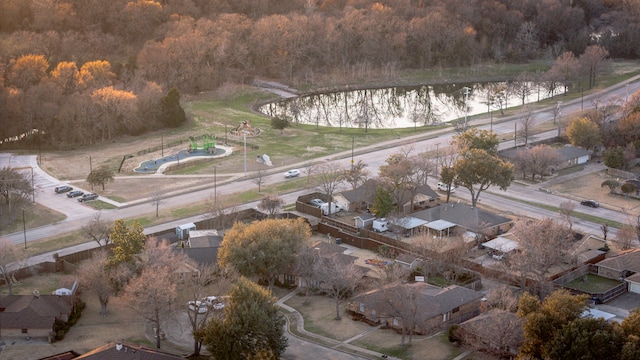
(188, 134, 216, 154)
(230, 121, 261, 137)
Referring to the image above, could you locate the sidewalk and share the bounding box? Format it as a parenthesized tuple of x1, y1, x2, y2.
(276, 288, 401, 360)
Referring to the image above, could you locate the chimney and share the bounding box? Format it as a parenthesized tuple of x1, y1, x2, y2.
(33, 290, 40, 298)
(116, 341, 123, 351)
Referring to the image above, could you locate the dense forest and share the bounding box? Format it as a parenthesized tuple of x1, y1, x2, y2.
(1, 0, 639, 147)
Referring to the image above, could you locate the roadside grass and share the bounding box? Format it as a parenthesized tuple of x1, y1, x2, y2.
(564, 273, 623, 293)
(23, 230, 88, 257)
(82, 200, 118, 210)
(1, 202, 66, 236)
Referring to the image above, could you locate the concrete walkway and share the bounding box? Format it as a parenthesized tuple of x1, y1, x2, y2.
(276, 288, 401, 360)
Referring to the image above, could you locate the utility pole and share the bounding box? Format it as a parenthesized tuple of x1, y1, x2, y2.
(351, 136, 354, 170)
(463, 87, 470, 130)
(435, 143, 440, 177)
(89, 156, 93, 191)
(557, 101, 562, 137)
(214, 165, 217, 203)
(22, 208, 27, 249)
(243, 132, 247, 176)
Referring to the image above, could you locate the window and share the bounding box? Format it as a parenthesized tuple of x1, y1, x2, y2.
(371, 309, 376, 318)
(359, 303, 365, 312)
(452, 306, 460, 313)
(393, 318, 399, 327)
(283, 274, 296, 285)
(22, 329, 28, 334)
(443, 312, 451, 322)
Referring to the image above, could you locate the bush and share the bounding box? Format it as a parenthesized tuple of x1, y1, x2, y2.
(448, 324, 460, 342)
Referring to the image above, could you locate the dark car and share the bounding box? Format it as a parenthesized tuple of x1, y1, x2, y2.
(55, 185, 73, 193)
(67, 190, 84, 198)
(580, 200, 599, 208)
(78, 193, 98, 202)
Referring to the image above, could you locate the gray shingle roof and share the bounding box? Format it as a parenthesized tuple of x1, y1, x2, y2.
(411, 204, 512, 231)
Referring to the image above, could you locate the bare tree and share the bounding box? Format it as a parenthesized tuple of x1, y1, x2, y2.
(484, 285, 520, 313)
(374, 282, 422, 346)
(251, 169, 270, 193)
(120, 239, 187, 348)
(303, 161, 316, 183)
(615, 224, 636, 251)
(514, 145, 561, 180)
(315, 256, 364, 320)
(316, 163, 344, 216)
(506, 218, 572, 296)
(517, 109, 536, 146)
(205, 194, 237, 230)
(151, 192, 163, 218)
(180, 263, 235, 357)
(257, 194, 284, 217)
(77, 250, 132, 315)
(82, 213, 113, 248)
(343, 160, 369, 189)
(559, 201, 577, 231)
(0, 238, 26, 295)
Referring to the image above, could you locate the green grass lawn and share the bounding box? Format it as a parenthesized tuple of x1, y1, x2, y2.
(564, 273, 622, 293)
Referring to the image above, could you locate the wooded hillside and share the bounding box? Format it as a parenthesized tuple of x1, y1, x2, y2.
(1, 0, 638, 146)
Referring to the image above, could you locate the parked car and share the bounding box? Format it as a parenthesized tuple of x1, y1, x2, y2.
(55, 185, 73, 193)
(309, 198, 324, 207)
(437, 182, 455, 192)
(66, 190, 84, 198)
(284, 169, 301, 178)
(202, 296, 226, 310)
(580, 200, 599, 208)
(78, 193, 99, 202)
(187, 301, 208, 314)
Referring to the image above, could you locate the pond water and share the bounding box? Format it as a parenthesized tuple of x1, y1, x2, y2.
(259, 82, 560, 130)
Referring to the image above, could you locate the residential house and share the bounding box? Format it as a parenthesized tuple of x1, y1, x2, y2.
(595, 249, 640, 294)
(333, 179, 380, 212)
(556, 145, 591, 168)
(347, 282, 483, 336)
(411, 203, 513, 239)
(70, 340, 183, 359)
(454, 309, 524, 358)
(280, 241, 369, 287)
(0, 291, 74, 340)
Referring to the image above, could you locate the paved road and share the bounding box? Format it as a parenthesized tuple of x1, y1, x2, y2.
(3, 76, 640, 248)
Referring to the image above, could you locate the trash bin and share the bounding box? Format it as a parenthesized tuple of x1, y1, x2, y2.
(335, 238, 342, 244)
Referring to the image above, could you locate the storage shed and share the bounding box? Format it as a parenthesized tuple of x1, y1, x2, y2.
(176, 223, 196, 240)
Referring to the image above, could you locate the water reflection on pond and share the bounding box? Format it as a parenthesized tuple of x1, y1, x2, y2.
(259, 82, 558, 130)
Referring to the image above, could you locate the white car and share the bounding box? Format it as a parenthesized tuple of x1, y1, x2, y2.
(284, 169, 301, 178)
(437, 182, 455, 193)
(187, 301, 208, 314)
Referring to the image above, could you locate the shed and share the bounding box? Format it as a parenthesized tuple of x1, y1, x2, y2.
(354, 213, 375, 229)
(176, 223, 196, 240)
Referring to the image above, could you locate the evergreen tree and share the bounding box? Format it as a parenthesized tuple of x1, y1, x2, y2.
(201, 277, 287, 360)
(160, 87, 186, 128)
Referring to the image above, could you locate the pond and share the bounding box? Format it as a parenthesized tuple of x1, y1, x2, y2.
(259, 82, 561, 130)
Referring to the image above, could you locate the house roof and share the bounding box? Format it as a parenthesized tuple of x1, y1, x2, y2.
(39, 351, 81, 360)
(397, 185, 439, 207)
(390, 217, 428, 230)
(338, 179, 380, 203)
(354, 213, 375, 222)
(596, 249, 640, 273)
(352, 282, 482, 321)
(626, 272, 640, 284)
(425, 219, 457, 231)
(457, 309, 524, 351)
(557, 145, 591, 161)
(483, 236, 519, 253)
(412, 204, 512, 232)
(173, 247, 219, 266)
(188, 235, 223, 248)
(0, 294, 74, 330)
(73, 341, 183, 359)
(395, 253, 420, 265)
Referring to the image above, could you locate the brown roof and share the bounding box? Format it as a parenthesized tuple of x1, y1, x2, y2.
(39, 351, 81, 360)
(457, 309, 524, 353)
(74, 341, 183, 359)
(0, 294, 73, 330)
(597, 249, 640, 273)
(353, 282, 482, 321)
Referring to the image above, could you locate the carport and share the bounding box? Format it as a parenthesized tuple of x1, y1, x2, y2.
(424, 219, 456, 238)
(482, 236, 519, 259)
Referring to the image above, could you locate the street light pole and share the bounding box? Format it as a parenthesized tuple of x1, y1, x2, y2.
(557, 101, 562, 137)
(22, 208, 27, 249)
(463, 87, 470, 130)
(351, 136, 354, 170)
(89, 155, 93, 191)
(435, 143, 440, 177)
(243, 132, 247, 176)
